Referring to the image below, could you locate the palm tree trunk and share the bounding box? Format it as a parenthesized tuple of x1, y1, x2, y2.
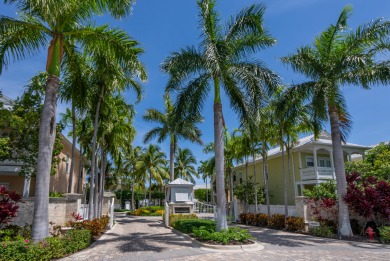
(77, 145, 83, 194)
(214, 102, 227, 231)
(131, 177, 135, 210)
(169, 137, 175, 181)
(88, 86, 104, 219)
(143, 181, 147, 207)
(149, 174, 152, 206)
(67, 102, 76, 193)
(329, 106, 353, 237)
(32, 75, 59, 241)
(262, 149, 270, 216)
(205, 177, 208, 203)
(228, 167, 233, 202)
(282, 129, 288, 224)
(245, 157, 249, 213)
(98, 149, 106, 217)
(253, 151, 258, 214)
(94, 148, 99, 218)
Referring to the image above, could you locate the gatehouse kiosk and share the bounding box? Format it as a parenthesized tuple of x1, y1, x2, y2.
(165, 178, 194, 214)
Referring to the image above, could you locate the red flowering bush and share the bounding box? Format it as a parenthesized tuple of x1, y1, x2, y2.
(344, 172, 390, 223)
(0, 186, 23, 228)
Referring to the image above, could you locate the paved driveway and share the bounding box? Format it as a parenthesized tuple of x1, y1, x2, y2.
(61, 214, 390, 261)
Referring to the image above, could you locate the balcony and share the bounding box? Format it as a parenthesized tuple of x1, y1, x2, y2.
(300, 167, 334, 181)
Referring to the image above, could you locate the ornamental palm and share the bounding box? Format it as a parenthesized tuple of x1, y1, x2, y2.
(0, 0, 144, 241)
(281, 6, 390, 236)
(174, 147, 199, 184)
(143, 93, 202, 182)
(136, 145, 169, 206)
(162, 0, 280, 231)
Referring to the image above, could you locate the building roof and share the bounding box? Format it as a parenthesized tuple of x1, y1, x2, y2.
(235, 131, 370, 168)
(166, 178, 194, 187)
(0, 94, 14, 110)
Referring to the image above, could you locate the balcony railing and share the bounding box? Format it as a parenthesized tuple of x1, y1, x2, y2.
(300, 167, 334, 181)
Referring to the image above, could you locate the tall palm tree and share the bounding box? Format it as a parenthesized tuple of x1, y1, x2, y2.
(137, 145, 169, 206)
(0, 0, 143, 241)
(162, 0, 280, 231)
(143, 93, 202, 182)
(281, 6, 390, 236)
(123, 146, 143, 210)
(198, 160, 210, 202)
(174, 147, 199, 183)
(274, 88, 321, 224)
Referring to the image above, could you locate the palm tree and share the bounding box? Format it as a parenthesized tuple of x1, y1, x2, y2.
(123, 146, 143, 210)
(198, 160, 210, 202)
(162, 0, 280, 231)
(143, 93, 202, 182)
(0, 0, 143, 241)
(137, 145, 169, 206)
(273, 88, 321, 224)
(281, 6, 390, 236)
(174, 148, 199, 183)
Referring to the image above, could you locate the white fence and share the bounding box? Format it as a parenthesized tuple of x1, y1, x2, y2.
(244, 204, 296, 217)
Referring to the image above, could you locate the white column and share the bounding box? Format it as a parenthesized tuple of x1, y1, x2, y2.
(330, 150, 335, 179)
(313, 148, 318, 179)
(347, 152, 352, 162)
(22, 176, 30, 198)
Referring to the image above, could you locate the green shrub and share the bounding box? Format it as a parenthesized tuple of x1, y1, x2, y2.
(172, 219, 215, 234)
(268, 214, 285, 229)
(193, 227, 252, 244)
(310, 225, 334, 238)
(0, 224, 31, 242)
(254, 213, 269, 227)
(129, 206, 165, 216)
(285, 217, 304, 232)
(169, 214, 198, 226)
(379, 226, 390, 243)
(49, 191, 63, 198)
(0, 229, 92, 261)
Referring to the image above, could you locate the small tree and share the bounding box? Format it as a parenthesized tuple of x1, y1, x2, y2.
(234, 180, 265, 205)
(0, 186, 23, 229)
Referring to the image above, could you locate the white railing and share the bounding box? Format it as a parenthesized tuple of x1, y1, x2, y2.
(300, 167, 334, 181)
(194, 201, 216, 220)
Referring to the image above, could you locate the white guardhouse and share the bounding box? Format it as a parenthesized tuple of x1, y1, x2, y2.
(165, 178, 195, 214)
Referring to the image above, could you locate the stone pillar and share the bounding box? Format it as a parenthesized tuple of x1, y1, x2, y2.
(295, 196, 309, 231)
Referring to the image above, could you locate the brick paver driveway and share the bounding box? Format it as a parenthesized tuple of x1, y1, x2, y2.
(61, 214, 390, 261)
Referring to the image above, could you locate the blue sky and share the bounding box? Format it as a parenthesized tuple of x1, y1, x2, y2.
(1, 0, 390, 184)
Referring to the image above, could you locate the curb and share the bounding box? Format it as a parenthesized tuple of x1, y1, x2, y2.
(169, 227, 264, 252)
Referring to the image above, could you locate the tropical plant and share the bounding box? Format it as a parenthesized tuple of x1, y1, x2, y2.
(174, 148, 199, 183)
(143, 93, 202, 182)
(162, 0, 280, 231)
(0, 0, 144, 240)
(136, 145, 169, 206)
(281, 6, 390, 236)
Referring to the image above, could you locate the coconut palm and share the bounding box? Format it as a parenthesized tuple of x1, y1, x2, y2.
(174, 147, 199, 183)
(281, 6, 390, 236)
(162, 0, 280, 231)
(143, 93, 202, 182)
(137, 145, 169, 206)
(0, 0, 145, 240)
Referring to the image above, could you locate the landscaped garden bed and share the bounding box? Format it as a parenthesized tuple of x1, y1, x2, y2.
(128, 206, 164, 216)
(170, 216, 254, 245)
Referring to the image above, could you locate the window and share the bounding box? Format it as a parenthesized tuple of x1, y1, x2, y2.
(239, 172, 243, 184)
(306, 157, 314, 167)
(318, 158, 331, 168)
(233, 173, 236, 182)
